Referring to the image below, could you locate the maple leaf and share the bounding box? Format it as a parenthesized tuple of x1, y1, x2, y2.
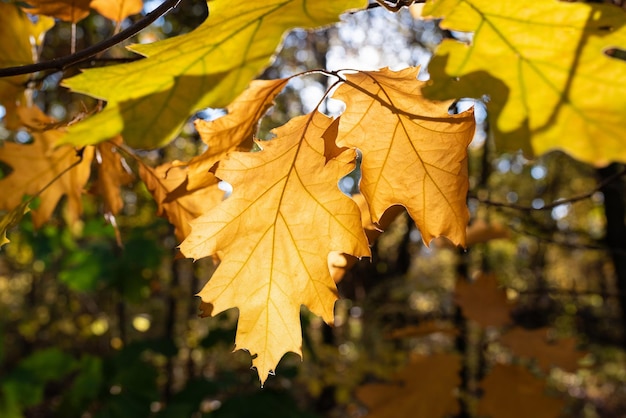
(334, 67, 475, 246)
(478, 364, 565, 418)
(60, 0, 367, 149)
(180, 111, 370, 384)
(0, 107, 94, 228)
(455, 272, 513, 328)
(0, 3, 54, 129)
(90, 0, 143, 22)
(138, 161, 223, 243)
(92, 138, 133, 216)
(500, 327, 587, 373)
(356, 353, 460, 418)
(422, 0, 626, 166)
(23, 0, 91, 22)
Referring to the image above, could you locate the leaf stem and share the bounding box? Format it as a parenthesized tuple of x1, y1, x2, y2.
(0, 0, 183, 78)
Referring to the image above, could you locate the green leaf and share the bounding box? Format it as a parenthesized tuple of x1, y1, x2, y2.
(422, 0, 626, 166)
(60, 0, 366, 149)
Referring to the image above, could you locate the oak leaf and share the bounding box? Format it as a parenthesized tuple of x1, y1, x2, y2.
(334, 67, 475, 246)
(0, 107, 94, 228)
(455, 272, 513, 328)
(356, 353, 460, 418)
(0, 4, 54, 129)
(92, 138, 133, 216)
(500, 327, 586, 373)
(478, 364, 565, 418)
(0, 201, 30, 247)
(23, 0, 91, 22)
(422, 0, 626, 166)
(180, 111, 370, 384)
(90, 0, 142, 22)
(60, 0, 367, 149)
(138, 161, 223, 243)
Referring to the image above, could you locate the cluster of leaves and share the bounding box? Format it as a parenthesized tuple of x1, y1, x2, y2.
(1, 0, 625, 387)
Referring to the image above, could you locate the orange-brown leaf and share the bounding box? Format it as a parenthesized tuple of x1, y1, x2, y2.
(180, 111, 370, 384)
(92, 138, 133, 215)
(90, 0, 142, 22)
(478, 364, 565, 418)
(500, 328, 586, 373)
(0, 107, 93, 228)
(138, 161, 224, 243)
(23, 0, 91, 22)
(455, 272, 513, 328)
(334, 67, 475, 246)
(357, 353, 460, 418)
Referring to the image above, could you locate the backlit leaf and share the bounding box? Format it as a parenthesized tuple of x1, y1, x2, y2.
(422, 0, 626, 166)
(92, 138, 133, 216)
(60, 0, 366, 149)
(90, 0, 142, 22)
(23, 0, 91, 22)
(180, 111, 370, 384)
(334, 67, 475, 246)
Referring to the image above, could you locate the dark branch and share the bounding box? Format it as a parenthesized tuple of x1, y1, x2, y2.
(0, 0, 182, 78)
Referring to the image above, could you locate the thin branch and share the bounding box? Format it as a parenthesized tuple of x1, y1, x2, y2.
(473, 165, 626, 212)
(0, 0, 182, 78)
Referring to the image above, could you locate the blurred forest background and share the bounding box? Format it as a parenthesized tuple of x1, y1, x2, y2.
(1, 1, 626, 417)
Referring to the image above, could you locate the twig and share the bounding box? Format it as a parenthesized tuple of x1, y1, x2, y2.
(473, 165, 626, 212)
(0, 0, 182, 78)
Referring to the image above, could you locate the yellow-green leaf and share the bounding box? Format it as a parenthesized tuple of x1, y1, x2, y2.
(422, 0, 626, 166)
(60, 0, 366, 149)
(0, 201, 30, 247)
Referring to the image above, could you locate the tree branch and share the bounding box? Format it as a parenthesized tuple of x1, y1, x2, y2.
(0, 0, 182, 78)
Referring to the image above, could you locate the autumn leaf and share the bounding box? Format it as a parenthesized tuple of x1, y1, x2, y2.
(138, 161, 223, 243)
(0, 201, 30, 247)
(92, 138, 133, 216)
(60, 0, 367, 149)
(356, 353, 460, 418)
(90, 0, 142, 22)
(478, 364, 565, 418)
(180, 111, 370, 384)
(0, 107, 94, 228)
(173, 78, 290, 195)
(0, 3, 54, 129)
(23, 0, 91, 22)
(500, 327, 587, 373)
(421, 0, 626, 166)
(334, 67, 475, 246)
(455, 272, 513, 328)
(465, 218, 509, 246)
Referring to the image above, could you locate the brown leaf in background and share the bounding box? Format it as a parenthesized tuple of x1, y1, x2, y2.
(500, 327, 586, 373)
(357, 353, 460, 418)
(23, 0, 92, 22)
(92, 138, 133, 215)
(478, 364, 565, 418)
(465, 218, 510, 246)
(0, 107, 93, 228)
(455, 272, 513, 328)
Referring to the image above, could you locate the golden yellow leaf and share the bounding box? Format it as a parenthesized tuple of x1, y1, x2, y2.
(422, 0, 626, 166)
(90, 0, 142, 22)
(356, 353, 460, 418)
(0, 107, 94, 228)
(174, 78, 289, 195)
(334, 67, 475, 246)
(500, 327, 586, 373)
(60, 0, 367, 149)
(455, 272, 513, 328)
(478, 364, 565, 418)
(0, 3, 54, 129)
(138, 161, 223, 243)
(23, 0, 91, 22)
(92, 138, 133, 216)
(180, 111, 370, 384)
